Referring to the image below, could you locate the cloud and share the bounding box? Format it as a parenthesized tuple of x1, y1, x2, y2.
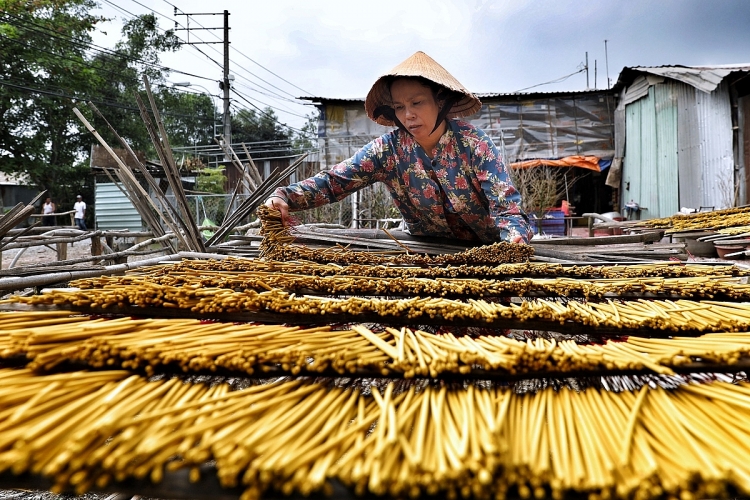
(92, 0, 750, 128)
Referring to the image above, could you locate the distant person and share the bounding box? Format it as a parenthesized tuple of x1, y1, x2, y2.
(73, 195, 87, 231)
(42, 197, 56, 226)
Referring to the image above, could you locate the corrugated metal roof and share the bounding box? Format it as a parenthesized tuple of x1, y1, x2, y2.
(298, 88, 613, 104)
(615, 64, 750, 94)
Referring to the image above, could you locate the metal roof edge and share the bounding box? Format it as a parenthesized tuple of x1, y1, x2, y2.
(613, 64, 750, 94)
(298, 88, 614, 104)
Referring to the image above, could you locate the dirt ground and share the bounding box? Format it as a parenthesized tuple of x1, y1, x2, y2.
(1, 240, 168, 271)
(1, 240, 91, 270)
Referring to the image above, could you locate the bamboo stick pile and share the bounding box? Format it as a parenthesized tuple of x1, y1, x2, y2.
(2, 205, 750, 500)
(10, 284, 750, 334)
(2, 368, 750, 500)
(3, 312, 750, 379)
(257, 206, 536, 265)
(67, 270, 750, 300)
(635, 206, 750, 233)
(117, 254, 749, 279)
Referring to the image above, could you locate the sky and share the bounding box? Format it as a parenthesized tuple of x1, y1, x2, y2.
(91, 0, 750, 131)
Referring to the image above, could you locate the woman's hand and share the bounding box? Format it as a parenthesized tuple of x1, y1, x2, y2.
(265, 196, 290, 226)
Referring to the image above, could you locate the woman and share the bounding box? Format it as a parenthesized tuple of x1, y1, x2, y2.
(266, 51, 532, 244)
(42, 197, 56, 226)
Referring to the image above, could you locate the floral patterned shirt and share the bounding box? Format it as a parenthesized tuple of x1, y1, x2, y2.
(273, 119, 533, 244)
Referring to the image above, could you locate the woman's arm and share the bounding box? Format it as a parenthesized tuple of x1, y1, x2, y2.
(271, 136, 391, 211)
(471, 131, 533, 243)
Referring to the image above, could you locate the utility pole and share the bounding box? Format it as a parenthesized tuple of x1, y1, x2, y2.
(585, 52, 589, 90)
(174, 9, 232, 158)
(222, 10, 231, 153)
(604, 40, 611, 90)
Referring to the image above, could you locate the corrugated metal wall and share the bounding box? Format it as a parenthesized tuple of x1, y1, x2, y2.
(624, 79, 734, 218)
(94, 183, 143, 231)
(676, 81, 734, 209)
(741, 95, 750, 205)
(676, 84, 702, 209)
(318, 93, 615, 167)
(623, 86, 679, 219)
(624, 101, 644, 213)
(654, 84, 679, 217)
(695, 82, 734, 209)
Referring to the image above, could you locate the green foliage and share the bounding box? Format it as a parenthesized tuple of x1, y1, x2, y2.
(292, 111, 319, 153)
(231, 107, 291, 159)
(0, 0, 103, 200)
(84, 13, 183, 155)
(159, 88, 217, 152)
(0, 0, 314, 216)
(0, 0, 189, 206)
(195, 167, 227, 194)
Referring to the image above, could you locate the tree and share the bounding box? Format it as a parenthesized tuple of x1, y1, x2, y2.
(195, 167, 227, 195)
(85, 13, 184, 154)
(292, 111, 319, 154)
(231, 107, 291, 159)
(0, 0, 105, 206)
(0, 0, 184, 209)
(159, 89, 217, 152)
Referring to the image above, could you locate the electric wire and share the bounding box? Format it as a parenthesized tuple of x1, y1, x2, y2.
(106, 0, 312, 106)
(232, 87, 312, 120)
(0, 80, 211, 123)
(513, 67, 587, 93)
(162, 0, 313, 99)
(230, 94, 313, 136)
(99, 0, 315, 132)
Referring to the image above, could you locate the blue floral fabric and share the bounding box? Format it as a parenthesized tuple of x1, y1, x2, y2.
(273, 119, 533, 243)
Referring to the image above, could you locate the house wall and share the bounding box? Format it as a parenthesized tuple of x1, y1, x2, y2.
(0, 184, 38, 210)
(316, 93, 615, 169)
(94, 182, 143, 232)
(622, 78, 735, 218)
(309, 92, 616, 223)
(741, 95, 750, 204)
(691, 82, 734, 209)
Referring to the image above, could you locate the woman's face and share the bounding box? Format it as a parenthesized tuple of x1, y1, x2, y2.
(390, 79, 445, 149)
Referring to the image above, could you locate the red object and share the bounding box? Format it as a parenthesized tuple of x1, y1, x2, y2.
(561, 200, 570, 216)
(714, 244, 746, 259)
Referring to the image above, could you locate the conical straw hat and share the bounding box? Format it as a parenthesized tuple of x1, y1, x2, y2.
(365, 51, 482, 126)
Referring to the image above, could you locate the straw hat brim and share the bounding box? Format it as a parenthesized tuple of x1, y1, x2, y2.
(365, 51, 482, 127)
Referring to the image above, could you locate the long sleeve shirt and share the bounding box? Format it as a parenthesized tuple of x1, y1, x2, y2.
(273, 119, 533, 244)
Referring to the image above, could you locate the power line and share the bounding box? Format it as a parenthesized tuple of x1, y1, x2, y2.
(0, 79, 212, 123)
(1, 11, 216, 85)
(229, 95, 311, 136)
(3, 4, 314, 140)
(513, 67, 586, 93)
(232, 83, 313, 117)
(102, 0, 225, 77)
(101, 0, 313, 121)
(153, 0, 311, 101)
(158, 0, 314, 96)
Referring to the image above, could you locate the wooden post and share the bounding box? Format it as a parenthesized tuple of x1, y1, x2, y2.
(91, 236, 102, 256)
(56, 242, 68, 261)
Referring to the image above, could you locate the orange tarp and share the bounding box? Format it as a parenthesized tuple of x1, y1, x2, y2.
(509, 155, 601, 172)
